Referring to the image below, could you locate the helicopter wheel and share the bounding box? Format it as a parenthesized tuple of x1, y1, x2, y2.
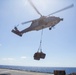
(49, 27, 52, 30)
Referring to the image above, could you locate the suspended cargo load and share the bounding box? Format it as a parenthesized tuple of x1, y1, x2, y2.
(34, 52, 40, 60)
(34, 51, 46, 60)
(40, 52, 46, 59)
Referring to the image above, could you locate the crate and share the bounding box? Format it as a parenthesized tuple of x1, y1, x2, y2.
(34, 52, 40, 60)
(40, 52, 46, 59)
(54, 70, 66, 75)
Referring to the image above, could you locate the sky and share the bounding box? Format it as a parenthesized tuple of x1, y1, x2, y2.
(0, 0, 76, 67)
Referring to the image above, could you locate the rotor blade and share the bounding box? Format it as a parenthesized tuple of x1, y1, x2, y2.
(21, 20, 33, 24)
(28, 0, 42, 16)
(22, 18, 38, 25)
(48, 4, 74, 16)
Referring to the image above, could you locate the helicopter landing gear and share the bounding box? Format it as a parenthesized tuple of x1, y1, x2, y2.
(49, 27, 52, 30)
(34, 29, 46, 60)
(60, 18, 63, 21)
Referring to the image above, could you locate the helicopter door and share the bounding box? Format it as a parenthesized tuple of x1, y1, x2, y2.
(30, 20, 38, 27)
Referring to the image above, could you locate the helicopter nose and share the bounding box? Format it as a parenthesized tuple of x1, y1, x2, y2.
(60, 18, 63, 21)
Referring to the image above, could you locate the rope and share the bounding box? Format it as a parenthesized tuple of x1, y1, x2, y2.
(38, 29, 43, 52)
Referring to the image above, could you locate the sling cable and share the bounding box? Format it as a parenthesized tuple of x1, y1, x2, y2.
(34, 29, 46, 60)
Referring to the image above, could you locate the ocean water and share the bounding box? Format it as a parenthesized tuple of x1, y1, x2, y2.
(0, 65, 76, 74)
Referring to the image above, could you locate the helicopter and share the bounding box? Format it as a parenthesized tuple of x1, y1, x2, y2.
(12, 0, 74, 37)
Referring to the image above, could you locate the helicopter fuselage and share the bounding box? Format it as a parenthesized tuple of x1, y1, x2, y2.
(20, 16, 63, 34)
(12, 16, 63, 36)
(30, 16, 63, 30)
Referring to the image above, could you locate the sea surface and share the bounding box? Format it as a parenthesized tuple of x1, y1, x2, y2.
(0, 65, 76, 74)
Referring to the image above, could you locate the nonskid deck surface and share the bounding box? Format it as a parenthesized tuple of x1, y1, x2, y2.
(0, 69, 52, 75)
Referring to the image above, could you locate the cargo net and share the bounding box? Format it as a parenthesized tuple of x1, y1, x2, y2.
(34, 29, 46, 60)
